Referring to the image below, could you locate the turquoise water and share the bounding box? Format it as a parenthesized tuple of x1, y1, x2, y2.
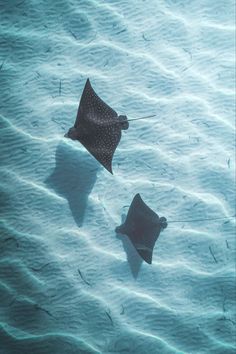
(0, 0, 235, 353)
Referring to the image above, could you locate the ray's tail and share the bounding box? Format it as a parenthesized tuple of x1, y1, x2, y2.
(127, 114, 156, 122)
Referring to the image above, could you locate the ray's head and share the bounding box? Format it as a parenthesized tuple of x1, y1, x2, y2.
(118, 115, 129, 130)
(64, 127, 79, 140)
(159, 217, 168, 229)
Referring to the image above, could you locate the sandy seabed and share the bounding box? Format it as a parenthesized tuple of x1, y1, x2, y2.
(0, 0, 235, 353)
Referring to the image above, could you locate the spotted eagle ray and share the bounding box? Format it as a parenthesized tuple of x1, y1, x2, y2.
(65, 78, 128, 174)
(116, 193, 167, 264)
(65, 78, 155, 173)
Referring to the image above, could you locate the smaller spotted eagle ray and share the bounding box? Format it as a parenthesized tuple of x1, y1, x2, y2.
(116, 194, 167, 264)
(65, 78, 129, 174)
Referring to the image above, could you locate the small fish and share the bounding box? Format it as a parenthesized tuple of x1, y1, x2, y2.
(105, 310, 114, 326)
(142, 34, 151, 41)
(35, 304, 55, 318)
(30, 262, 52, 272)
(209, 246, 217, 263)
(120, 305, 125, 315)
(115, 29, 126, 35)
(59, 80, 61, 96)
(78, 269, 91, 286)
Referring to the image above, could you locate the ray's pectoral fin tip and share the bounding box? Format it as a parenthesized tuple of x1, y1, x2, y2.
(115, 225, 125, 234)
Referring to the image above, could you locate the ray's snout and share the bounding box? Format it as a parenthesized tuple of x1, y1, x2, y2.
(159, 217, 168, 229)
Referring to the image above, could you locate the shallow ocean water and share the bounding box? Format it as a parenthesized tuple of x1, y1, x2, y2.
(0, 0, 235, 353)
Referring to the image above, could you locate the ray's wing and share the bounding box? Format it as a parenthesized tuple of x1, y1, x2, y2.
(75, 79, 120, 173)
(74, 79, 117, 128)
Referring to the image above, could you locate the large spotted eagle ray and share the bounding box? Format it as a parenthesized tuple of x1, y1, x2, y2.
(65, 78, 129, 174)
(65, 78, 155, 173)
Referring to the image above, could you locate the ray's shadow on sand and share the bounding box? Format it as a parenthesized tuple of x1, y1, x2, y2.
(116, 213, 143, 279)
(45, 140, 100, 227)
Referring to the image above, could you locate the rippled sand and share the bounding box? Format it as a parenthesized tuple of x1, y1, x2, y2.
(0, 0, 235, 353)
